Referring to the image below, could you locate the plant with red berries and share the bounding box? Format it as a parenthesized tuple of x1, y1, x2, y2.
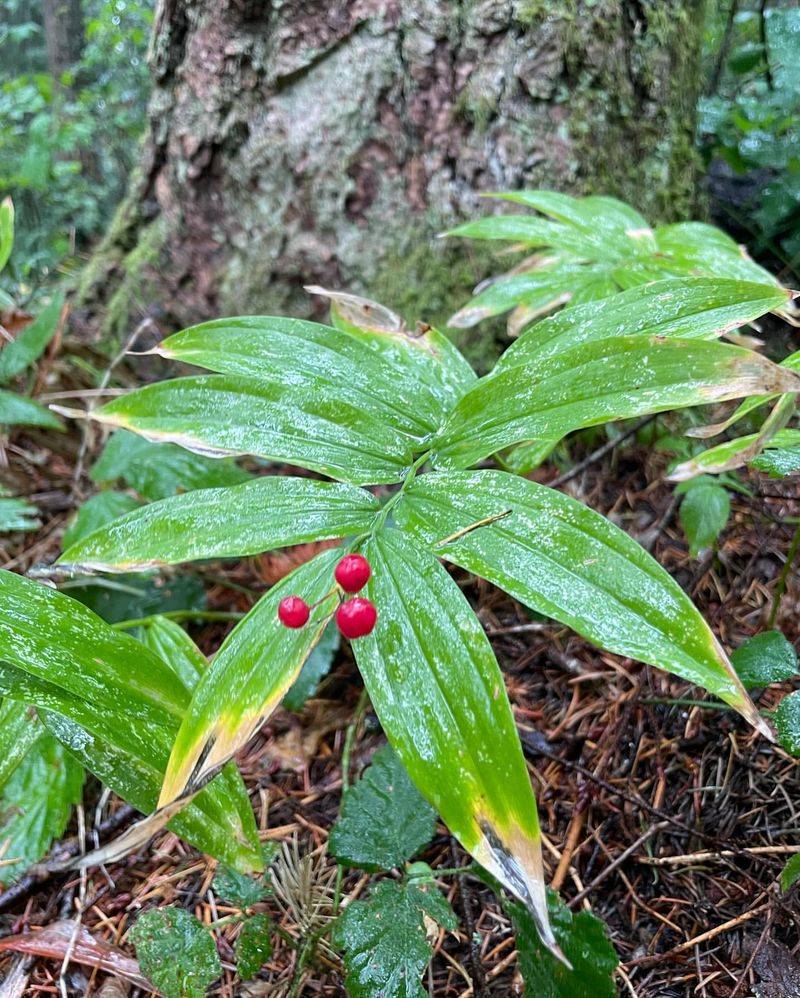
(10, 278, 793, 960)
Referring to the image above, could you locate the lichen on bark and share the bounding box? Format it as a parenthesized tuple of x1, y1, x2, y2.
(77, 0, 706, 349)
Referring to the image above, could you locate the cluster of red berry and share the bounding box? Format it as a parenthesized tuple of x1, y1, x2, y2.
(278, 553, 378, 639)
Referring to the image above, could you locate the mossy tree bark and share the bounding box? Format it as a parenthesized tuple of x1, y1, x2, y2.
(79, 0, 705, 362)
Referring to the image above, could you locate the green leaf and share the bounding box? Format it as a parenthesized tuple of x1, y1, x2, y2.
(775, 691, 800, 756)
(0, 197, 13, 273)
(62, 572, 206, 625)
(236, 914, 273, 980)
(0, 294, 63, 385)
(91, 429, 251, 501)
(60, 476, 379, 572)
(732, 631, 798, 690)
(0, 699, 44, 793)
(138, 616, 209, 689)
(0, 733, 83, 884)
(654, 222, 775, 285)
(158, 548, 342, 808)
(678, 482, 731, 556)
(0, 389, 62, 430)
(496, 278, 791, 371)
(335, 879, 457, 998)
(509, 891, 618, 998)
(432, 337, 800, 470)
(213, 864, 268, 908)
(130, 907, 221, 998)
(353, 529, 559, 953)
(284, 619, 340, 711)
(0, 570, 262, 871)
(329, 744, 437, 871)
(0, 495, 40, 533)
(750, 446, 800, 478)
(780, 853, 800, 893)
(157, 315, 454, 439)
(394, 471, 768, 736)
(91, 375, 414, 486)
(670, 415, 800, 482)
(62, 491, 142, 550)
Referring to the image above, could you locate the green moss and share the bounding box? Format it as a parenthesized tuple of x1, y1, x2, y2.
(369, 234, 506, 374)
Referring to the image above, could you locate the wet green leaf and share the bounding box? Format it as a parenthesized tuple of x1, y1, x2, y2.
(0, 495, 39, 533)
(0, 733, 83, 884)
(63, 572, 206, 625)
(354, 529, 558, 952)
(158, 548, 341, 808)
(775, 691, 800, 756)
(0, 699, 43, 793)
(91, 428, 251, 501)
(750, 446, 800, 478)
(138, 616, 209, 688)
(0, 293, 63, 384)
(432, 337, 800, 470)
(60, 476, 379, 572)
(0, 197, 13, 273)
(509, 890, 618, 998)
(0, 570, 261, 871)
(395, 471, 766, 734)
(780, 853, 800, 892)
(130, 907, 221, 998)
(678, 482, 731, 556)
(284, 619, 340, 711)
(732, 631, 798, 689)
(335, 879, 456, 998)
(329, 745, 436, 871)
(212, 865, 269, 908)
(62, 491, 142, 550)
(236, 914, 273, 980)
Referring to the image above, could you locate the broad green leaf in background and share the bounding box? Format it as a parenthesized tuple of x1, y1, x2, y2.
(775, 691, 800, 756)
(0, 293, 63, 385)
(394, 471, 770, 736)
(62, 491, 142, 550)
(157, 548, 341, 808)
(0, 197, 13, 273)
(213, 863, 270, 909)
(334, 879, 457, 998)
(732, 631, 798, 689)
(0, 493, 40, 533)
(59, 476, 379, 572)
(0, 699, 43, 792)
(236, 915, 273, 981)
(61, 572, 206, 626)
(0, 733, 83, 884)
(495, 278, 792, 371)
(508, 891, 618, 998)
(677, 480, 731, 556)
(431, 337, 800, 470)
(156, 314, 456, 440)
(88, 375, 415, 485)
(90, 429, 251, 501)
(284, 620, 340, 711)
(353, 529, 560, 955)
(130, 907, 221, 998)
(0, 388, 62, 430)
(329, 744, 437, 871)
(0, 571, 261, 871)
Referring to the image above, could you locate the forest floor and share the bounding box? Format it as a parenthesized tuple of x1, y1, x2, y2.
(1, 331, 800, 997)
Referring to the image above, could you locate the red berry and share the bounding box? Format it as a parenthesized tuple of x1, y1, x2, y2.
(336, 597, 377, 639)
(334, 553, 372, 593)
(278, 595, 310, 628)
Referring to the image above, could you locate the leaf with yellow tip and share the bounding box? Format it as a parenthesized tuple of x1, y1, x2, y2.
(353, 529, 563, 961)
(158, 548, 341, 808)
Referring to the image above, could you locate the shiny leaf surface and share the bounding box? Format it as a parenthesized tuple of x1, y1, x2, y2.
(394, 471, 768, 735)
(90, 375, 415, 485)
(0, 293, 63, 385)
(353, 529, 559, 953)
(432, 337, 800, 469)
(60, 476, 379, 572)
(0, 389, 62, 429)
(130, 907, 221, 998)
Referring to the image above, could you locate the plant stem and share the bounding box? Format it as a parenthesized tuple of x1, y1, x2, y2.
(642, 697, 730, 710)
(431, 864, 479, 878)
(112, 609, 245, 631)
(769, 518, 800, 628)
(371, 450, 430, 534)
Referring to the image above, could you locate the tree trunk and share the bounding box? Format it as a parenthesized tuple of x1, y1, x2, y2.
(42, 0, 84, 80)
(77, 0, 706, 363)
